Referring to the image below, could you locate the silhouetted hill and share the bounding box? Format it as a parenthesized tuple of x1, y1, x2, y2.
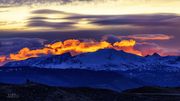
(0, 83, 180, 101)
(123, 86, 180, 94)
(0, 68, 143, 91)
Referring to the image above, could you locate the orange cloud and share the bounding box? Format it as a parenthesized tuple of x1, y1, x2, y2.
(0, 56, 6, 63)
(113, 40, 142, 56)
(0, 39, 142, 63)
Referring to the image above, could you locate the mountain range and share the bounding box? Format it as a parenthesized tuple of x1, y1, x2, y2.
(0, 49, 180, 91)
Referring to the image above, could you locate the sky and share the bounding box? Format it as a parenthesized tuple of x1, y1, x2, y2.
(0, 0, 180, 56)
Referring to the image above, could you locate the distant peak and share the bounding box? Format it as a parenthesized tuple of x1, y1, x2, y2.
(145, 53, 161, 58)
(152, 53, 161, 57)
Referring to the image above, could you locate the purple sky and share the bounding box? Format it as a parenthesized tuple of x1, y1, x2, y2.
(0, 0, 179, 56)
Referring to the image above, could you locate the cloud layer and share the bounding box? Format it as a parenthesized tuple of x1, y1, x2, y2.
(0, 0, 96, 6)
(117, 34, 174, 41)
(135, 42, 180, 56)
(0, 8, 179, 56)
(0, 38, 46, 55)
(26, 9, 180, 30)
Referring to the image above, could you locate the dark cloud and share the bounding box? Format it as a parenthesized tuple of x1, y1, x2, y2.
(64, 15, 112, 19)
(29, 9, 180, 30)
(92, 19, 169, 26)
(0, 30, 107, 41)
(31, 9, 74, 15)
(101, 35, 121, 43)
(28, 16, 64, 21)
(28, 9, 80, 29)
(90, 14, 180, 27)
(27, 20, 75, 29)
(28, 17, 48, 20)
(53, 12, 180, 27)
(1, 9, 180, 56)
(0, 38, 46, 55)
(0, 0, 96, 6)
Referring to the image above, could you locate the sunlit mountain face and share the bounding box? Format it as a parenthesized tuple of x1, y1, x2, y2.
(0, 39, 142, 64)
(0, 0, 180, 65)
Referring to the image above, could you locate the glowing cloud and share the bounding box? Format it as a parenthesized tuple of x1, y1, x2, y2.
(0, 39, 142, 63)
(0, 56, 6, 63)
(113, 40, 142, 56)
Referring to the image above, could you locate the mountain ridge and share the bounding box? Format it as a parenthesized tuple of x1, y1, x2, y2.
(1, 49, 180, 91)
(3, 49, 180, 72)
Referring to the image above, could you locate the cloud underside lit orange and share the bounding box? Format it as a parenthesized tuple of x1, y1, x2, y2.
(118, 34, 173, 41)
(0, 39, 142, 63)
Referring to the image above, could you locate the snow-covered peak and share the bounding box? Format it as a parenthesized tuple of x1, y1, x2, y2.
(4, 52, 72, 67)
(3, 49, 180, 72)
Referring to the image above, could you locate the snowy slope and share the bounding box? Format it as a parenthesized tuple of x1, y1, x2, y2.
(4, 49, 180, 72)
(1, 49, 180, 91)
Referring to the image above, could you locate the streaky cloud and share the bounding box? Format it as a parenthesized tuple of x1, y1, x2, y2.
(27, 20, 76, 29)
(117, 34, 174, 41)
